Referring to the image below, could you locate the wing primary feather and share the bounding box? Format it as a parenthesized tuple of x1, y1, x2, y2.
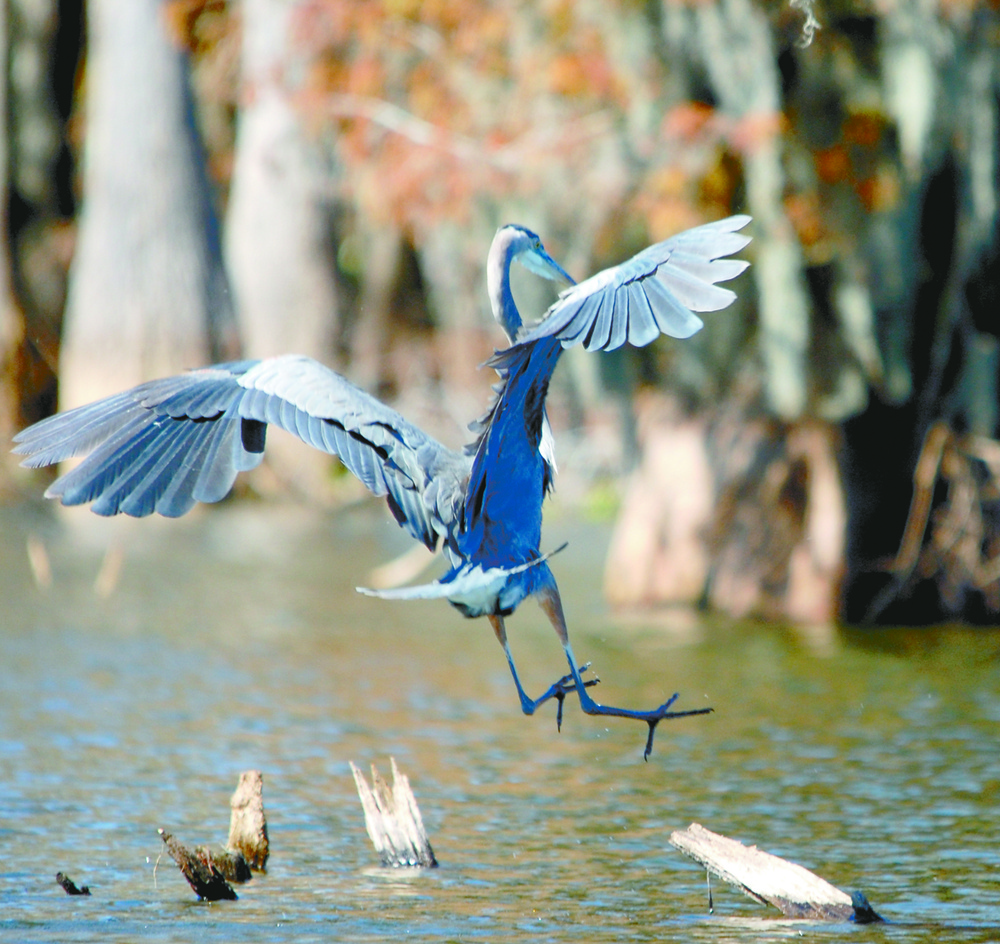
(644, 276, 705, 339)
(192, 416, 241, 504)
(14, 396, 144, 467)
(70, 416, 179, 513)
(45, 413, 162, 504)
(116, 419, 207, 517)
(654, 261, 739, 312)
(607, 286, 629, 351)
(625, 283, 660, 347)
(666, 253, 749, 284)
(583, 292, 616, 352)
(155, 427, 220, 517)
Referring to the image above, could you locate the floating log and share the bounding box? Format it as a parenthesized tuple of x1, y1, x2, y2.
(227, 769, 269, 870)
(157, 829, 238, 901)
(670, 823, 883, 922)
(55, 872, 90, 896)
(350, 758, 437, 868)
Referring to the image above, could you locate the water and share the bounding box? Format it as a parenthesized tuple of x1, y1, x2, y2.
(1, 500, 998, 942)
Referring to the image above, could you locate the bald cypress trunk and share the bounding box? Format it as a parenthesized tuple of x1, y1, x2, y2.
(58, 0, 232, 411)
(224, 0, 340, 493)
(0, 0, 20, 451)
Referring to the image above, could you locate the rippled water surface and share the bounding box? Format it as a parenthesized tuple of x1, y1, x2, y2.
(1, 501, 998, 943)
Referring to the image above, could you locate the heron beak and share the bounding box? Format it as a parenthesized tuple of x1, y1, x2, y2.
(520, 247, 575, 286)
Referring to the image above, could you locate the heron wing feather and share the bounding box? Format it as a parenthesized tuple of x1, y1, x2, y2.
(14, 355, 468, 548)
(517, 215, 750, 352)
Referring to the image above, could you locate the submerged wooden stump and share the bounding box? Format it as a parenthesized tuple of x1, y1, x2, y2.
(670, 823, 883, 922)
(55, 872, 91, 896)
(155, 770, 269, 900)
(227, 769, 270, 870)
(350, 758, 437, 868)
(157, 829, 241, 901)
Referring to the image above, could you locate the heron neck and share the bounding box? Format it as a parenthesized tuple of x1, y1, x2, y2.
(487, 247, 521, 343)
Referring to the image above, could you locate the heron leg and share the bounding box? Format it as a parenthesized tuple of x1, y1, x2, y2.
(537, 586, 712, 759)
(488, 614, 596, 723)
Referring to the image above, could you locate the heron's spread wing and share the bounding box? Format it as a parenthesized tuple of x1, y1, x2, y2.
(516, 215, 751, 352)
(13, 355, 468, 548)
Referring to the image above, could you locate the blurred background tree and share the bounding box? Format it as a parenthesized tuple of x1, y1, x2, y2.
(59, 0, 235, 412)
(2, 0, 999, 626)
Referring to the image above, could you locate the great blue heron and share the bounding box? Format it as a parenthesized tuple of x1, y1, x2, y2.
(14, 215, 751, 758)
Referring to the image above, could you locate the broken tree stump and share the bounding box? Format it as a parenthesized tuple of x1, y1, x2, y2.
(227, 769, 269, 870)
(670, 823, 883, 922)
(157, 829, 239, 901)
(350, 758, 437, 868)
(55, 872, 91, 896)
(155, 770, 267, 899)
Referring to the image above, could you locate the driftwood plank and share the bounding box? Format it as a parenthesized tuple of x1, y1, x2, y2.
(670, 823, 882, 922)
(350, 758, 437, 868)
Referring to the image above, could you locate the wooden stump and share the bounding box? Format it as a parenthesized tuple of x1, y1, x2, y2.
(55, 872, 90, 896)
(156, 769, 266, 900)
(227, 769, 269, 871)
(350, 758, 437, 868)
(157, 829, 239, 902)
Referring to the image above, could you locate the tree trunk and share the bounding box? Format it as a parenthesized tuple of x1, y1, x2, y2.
(5, 0, 80, 434)
(0, 0, 21, 452)
(59, 0, 232, 411)
(224, 0, 340, 494)
(605, 393, 845, 625)
(225, 0, 339, 363)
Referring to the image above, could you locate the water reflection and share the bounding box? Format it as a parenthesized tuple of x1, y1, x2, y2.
(0, 501, 998, 942)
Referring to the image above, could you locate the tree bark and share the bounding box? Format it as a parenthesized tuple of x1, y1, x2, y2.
(58, 0, 232, 411)
(0, 0, 20, 449)
(225, 0, 338, 363)
(224, 0, 340, 492)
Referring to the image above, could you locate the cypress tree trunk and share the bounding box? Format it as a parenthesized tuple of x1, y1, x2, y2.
(224, 0, 340, 493)
(0, 0, 20, 449)
(59, 0, 231, 411)
(225, 0, 338, 363)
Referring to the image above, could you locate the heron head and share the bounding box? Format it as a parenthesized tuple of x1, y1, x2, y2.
(499, 225, 573, 285)
(488, 225, 574, 343)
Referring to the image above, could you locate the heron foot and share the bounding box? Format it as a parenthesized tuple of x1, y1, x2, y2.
(574, 687, 713, 760)
(550, 665, 600, 732)
(517, 663, 599, 723)
(640, 699, 714, 760)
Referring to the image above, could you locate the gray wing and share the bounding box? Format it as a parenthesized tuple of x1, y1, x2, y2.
(12, 355, 469, 548)
(516, 215, 751, 352)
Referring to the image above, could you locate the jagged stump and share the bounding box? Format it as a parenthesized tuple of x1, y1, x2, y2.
(157, 829, 240, 901)
(351, 758, 437, 868)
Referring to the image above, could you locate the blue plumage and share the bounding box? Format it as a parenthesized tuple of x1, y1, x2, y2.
(13, 216, 751, 757)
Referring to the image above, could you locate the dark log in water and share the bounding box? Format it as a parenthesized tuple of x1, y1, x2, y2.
(157, 829, 239, 901)
(670, 823, 883, 923)
(55, 872, 90, 896)
(350, 758, 437, 868)
(227, 769, 270, 870)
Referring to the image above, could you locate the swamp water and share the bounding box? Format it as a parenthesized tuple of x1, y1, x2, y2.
(0, 501, 998, 943)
